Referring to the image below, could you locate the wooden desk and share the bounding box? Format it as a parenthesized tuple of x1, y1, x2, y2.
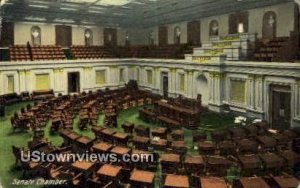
(131, 149, 156, 170)
(160, 153, 180, 163)
(200, 177, 228, 188)
(164, 174, 189, 188)
(259, 153, 285, 169)
(134, 126, 150, 137)
(278, 150, 300, 167)
(72, 161, 95, 172)
(237, 154, 262, 170)
(244, 124, 258, 136)
(184, 155, 204, 174)
(112, 132, 129, 146)
(219, 140, 237, 156)
(238, 177, 270, 188)
(157, 115, 181, 129)
(171, 141, 187, 154)
(171, 129, 184, 140)
(207, 156, 233, 176)
(236, 139, 258, 154)
(121, 122, 134, 133)
(151, 139, 167, 151)
(154, 100, 201, 129)
(74, 136, 93, 150)
(272, 176, 299, 188)
(92, 142, 113, 153)
(100, 129, 116, 143)
(60, 131, 81, 146)
(91, 126, 106, 137)
(151, 127, 167, 138)
(211, 130, 226, 141)
(132, 136, 150, 150)
(229, 127, 246, 139)
(160, 154, 179, 176)
(198, 141, 216, 155)
(139, 108, 156, 122)
(256, 135, 276, 149)
(97, 164, 122, 179)
(110, 146, 131, 155)
(130, 169, 155, 187)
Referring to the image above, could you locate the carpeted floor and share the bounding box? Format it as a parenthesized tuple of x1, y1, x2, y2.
(0, 102, 235, 188)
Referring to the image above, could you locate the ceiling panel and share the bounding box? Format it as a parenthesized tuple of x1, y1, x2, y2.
(0, 0, 293, 28)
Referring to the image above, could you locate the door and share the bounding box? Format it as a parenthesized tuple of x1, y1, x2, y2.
(104, 28, 117, 46)
(187, 21, 200, 45)
(0, 22, 14, 46)
(159, 26, 168, 46)
(55, 25, 72, 47)
(229, 12, 249, 34)
(68, 72, 80, 93)
(270, 85, 291, 130)
(162, 73, 168, 98)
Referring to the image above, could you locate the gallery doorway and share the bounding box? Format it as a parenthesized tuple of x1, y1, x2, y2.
(161, 72, 169, 98)
(269, 85, 291, 130)
(68, 72, 80, 94)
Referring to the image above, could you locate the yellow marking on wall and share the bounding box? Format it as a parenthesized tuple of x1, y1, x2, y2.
(36, 74, 50, 90)
(95, 70, 106, 85)
(231, 79, 246, 104)
(7, 75, 14, 93)
(192, 56, 212, 63)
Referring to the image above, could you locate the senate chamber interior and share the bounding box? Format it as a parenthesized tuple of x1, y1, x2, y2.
(0, 0, 300, 187)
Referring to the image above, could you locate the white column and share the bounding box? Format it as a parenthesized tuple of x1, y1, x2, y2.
(186, 70, 194, 98)
(246, 74, 255, 110)
(254, 75, 264, 112)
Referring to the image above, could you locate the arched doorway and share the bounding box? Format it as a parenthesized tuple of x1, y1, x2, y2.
(196, 74, 209, 106)
(262, 11, 277, 39)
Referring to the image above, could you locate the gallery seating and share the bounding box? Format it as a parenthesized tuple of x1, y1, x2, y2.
(31, 45, 66, 60)
(70, 45, 116, 59)
(254, 36, 298, 62)
(9, 45, 31, 61)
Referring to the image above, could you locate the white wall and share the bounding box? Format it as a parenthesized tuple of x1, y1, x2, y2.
(14, 22, 56, 45)
(248, 2, 295, 38)
(12, 2, 296, 46)
(138, 2, 296, 45)
(72, 26, 104, 46)
(167, 22, 188, 44)
(14, 22, 105, 46)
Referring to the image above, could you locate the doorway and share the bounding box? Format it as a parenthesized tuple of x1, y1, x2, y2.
(104, 28, 117, 46)
(187, 21, 200, 45)
(162, 72, 169, 98)
(159, 26, 168, 46)
(270, 85, 291, 130)
(68, 72, 80, 93)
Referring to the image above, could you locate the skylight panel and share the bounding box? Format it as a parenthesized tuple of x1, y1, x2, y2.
(96, 0, 133, 6)
(54, 18, 75, 23)
(28, 4, 49, 8)
(60, 7, 78, 11)
(24, 16, 47, 21)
